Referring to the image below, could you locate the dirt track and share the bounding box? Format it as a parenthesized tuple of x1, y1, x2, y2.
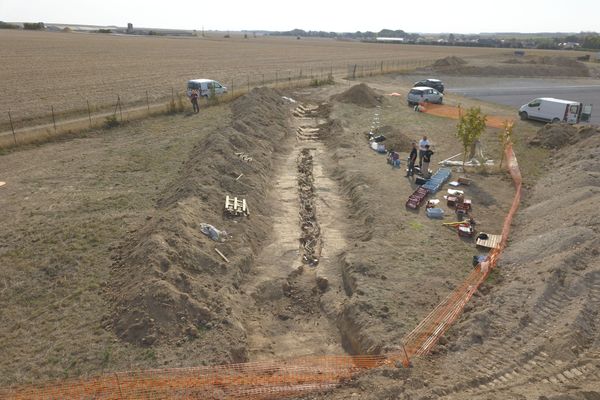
(1, 73, 599, 399)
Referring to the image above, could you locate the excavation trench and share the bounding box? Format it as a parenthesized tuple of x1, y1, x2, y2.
(240, 103, 350, 360)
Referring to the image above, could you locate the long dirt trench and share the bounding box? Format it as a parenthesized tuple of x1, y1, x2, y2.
(237, 102, 350, 361)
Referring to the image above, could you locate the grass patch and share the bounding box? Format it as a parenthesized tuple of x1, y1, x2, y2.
(104, 114, 120, 128)
(310, 74, 335, 87)
(409, 220, 424, 230)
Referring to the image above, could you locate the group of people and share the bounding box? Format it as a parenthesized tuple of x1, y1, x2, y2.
(404, 135, 434, 179)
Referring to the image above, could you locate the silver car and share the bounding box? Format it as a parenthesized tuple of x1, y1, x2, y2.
(407, 86, 444, 106)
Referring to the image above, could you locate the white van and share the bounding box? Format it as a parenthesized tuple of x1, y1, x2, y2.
(518, 98, 583, 124)
(187, 79, 228, 98)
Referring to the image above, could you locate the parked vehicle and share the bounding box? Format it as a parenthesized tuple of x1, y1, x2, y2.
(186, 79, 228, 98)
(413, 78, 444, 93)
(407, 86, 444, 106)
(518, 98, 585, 124)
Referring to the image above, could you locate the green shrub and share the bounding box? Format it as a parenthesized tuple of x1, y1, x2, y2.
(104, 114, 120, 128)
(310, 74, 335, 87)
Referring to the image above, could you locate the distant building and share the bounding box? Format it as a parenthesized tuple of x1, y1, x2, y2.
(376, 37, 405, 43)
(560, 42, 580, 49)
(127, 23, 133, 34)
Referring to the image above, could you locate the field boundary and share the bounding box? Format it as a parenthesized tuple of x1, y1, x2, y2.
(0, 58, 435, 150)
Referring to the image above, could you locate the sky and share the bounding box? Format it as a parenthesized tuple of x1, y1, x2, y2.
(1, 0, 598, 34)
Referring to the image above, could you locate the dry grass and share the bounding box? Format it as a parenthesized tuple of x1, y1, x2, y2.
(0, 107, 231, 385)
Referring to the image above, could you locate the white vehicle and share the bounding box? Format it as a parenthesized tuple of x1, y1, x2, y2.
(518, 98, 584, 124)
(407, 86, 444, 106)
(186, 79, 228, 98)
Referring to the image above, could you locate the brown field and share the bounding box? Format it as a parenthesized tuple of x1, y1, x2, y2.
(0, 29, 579, 131)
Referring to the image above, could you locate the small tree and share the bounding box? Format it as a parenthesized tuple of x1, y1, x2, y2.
(498, 120, 514, 168)
(456, 106, 487, 164)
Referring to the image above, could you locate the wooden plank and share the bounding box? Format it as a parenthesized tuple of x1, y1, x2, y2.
(476, 234, 502, 249)
(215, 248, 230, 263)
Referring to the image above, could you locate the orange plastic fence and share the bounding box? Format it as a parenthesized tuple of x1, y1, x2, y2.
(417, 103, 513, 129)
(3, 146, 522, 400)
(4, 356, 390, 400)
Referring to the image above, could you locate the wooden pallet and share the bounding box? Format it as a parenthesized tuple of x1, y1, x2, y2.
(225, 195, 249, 216)
(476, 233, 502, 249)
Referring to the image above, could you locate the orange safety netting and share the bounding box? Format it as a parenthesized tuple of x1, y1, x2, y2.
(2, 147, 522, 400)
(417, 103, 514, 129)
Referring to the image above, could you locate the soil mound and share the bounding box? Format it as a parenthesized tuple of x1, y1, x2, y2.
(376, 125, 413, 152)
(442, 55, 589, 77)
(528, 123, 599, 149)
(333, 83, 382, 108)
(433, 56, 467, 67)
(110, 87, 292, 360)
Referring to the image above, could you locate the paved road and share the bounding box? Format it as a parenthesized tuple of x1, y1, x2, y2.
(397, 74, 600, 124)
(446, 79, 600, 125)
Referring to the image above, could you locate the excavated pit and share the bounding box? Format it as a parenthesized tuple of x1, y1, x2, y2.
(298, 148, 321, 266)
(239, 101, 353, 360)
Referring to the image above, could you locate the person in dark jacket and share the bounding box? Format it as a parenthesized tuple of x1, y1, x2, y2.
(406, 142, 418, 177)
(421, 145, 434, 178)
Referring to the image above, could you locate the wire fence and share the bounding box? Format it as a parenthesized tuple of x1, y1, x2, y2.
(0, 58, 435, 149)
(1, 116, 522, 399)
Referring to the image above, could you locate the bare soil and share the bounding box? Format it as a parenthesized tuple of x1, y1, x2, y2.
(430, 55, 591, 77)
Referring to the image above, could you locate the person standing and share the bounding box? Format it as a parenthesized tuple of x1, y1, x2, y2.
(190, 89, 200, 113)
(418, 135, 430, 169)
(406, 142, 418, 177)
(391, 150, 400, 168)
(421, 144, 434, 179)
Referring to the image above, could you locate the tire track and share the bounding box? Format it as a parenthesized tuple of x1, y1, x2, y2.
(443, 271, 600, 396)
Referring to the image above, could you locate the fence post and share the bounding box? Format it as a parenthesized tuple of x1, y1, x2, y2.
(114, 373, 124, 399)
(86, 100, 92, 128)
(8, 110, 17, 146)
(262, 73, 265, 86)
(247, 75, 250, 93)
(117, 95, 123, 122)
(51, 105, 57, 133)
(231, 79, 234, 100)
(146, 90, 150, 112)
(275, 71, 278, 88)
